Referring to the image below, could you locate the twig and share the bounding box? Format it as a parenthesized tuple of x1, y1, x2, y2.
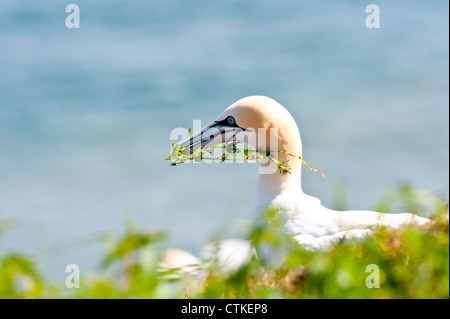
(278, 150, 325, 178)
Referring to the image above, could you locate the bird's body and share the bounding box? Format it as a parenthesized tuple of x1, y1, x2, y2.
(267, 189, 428, 251)
(163, 96, 430, 271)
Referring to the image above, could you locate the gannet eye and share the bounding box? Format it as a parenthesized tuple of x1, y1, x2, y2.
(226, 116, 236, 126)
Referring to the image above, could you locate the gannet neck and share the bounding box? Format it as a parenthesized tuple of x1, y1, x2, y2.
(255, 163, 303, 210)
(256, 119, 303, 200)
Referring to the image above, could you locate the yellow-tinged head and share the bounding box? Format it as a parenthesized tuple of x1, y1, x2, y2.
(216, 96, 302, 158)
(178, 95, 303, 177)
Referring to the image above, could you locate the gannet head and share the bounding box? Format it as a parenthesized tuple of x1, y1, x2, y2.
(178, 95, 305, 208)
(179, 96, 302, 171)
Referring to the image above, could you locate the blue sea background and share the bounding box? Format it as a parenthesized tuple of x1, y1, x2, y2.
(0, 0, 448, 279)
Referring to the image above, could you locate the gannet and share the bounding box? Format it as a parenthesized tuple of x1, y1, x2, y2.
(166, 96, 430, 271)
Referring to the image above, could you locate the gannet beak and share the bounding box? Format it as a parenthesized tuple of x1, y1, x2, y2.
(178, 121, 244, 155)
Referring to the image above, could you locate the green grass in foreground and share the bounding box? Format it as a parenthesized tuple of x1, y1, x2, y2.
(0, 184, 448, 298)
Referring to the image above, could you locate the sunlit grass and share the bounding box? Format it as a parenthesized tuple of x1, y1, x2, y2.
(0, 184, 448, 299)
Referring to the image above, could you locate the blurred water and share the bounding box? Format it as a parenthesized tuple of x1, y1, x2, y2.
(0, 0, 448, 279)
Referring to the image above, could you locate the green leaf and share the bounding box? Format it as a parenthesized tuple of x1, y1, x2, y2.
(225, 142, 237, 154)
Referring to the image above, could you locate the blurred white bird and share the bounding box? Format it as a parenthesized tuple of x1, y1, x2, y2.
(162, 96, 430, 273)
